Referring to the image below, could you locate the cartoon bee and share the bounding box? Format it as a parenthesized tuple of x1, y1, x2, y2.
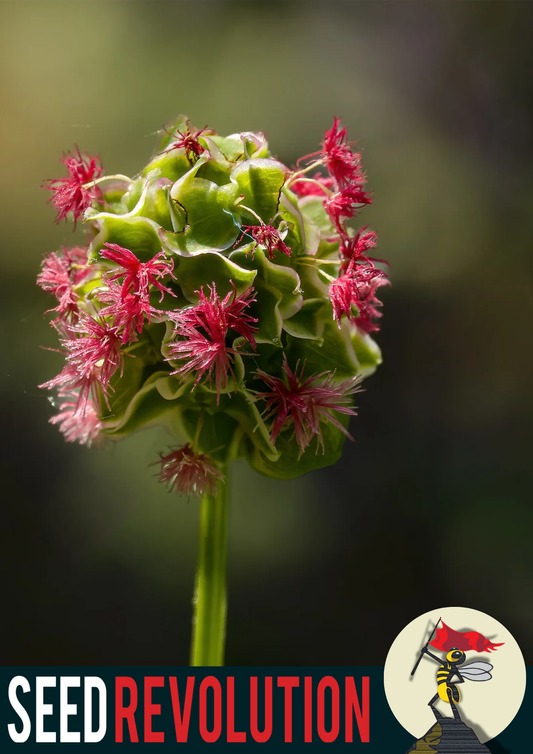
(420, 645, 494, 709)
(410, 617, 501, 722)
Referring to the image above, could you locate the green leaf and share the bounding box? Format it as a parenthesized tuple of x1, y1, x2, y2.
(285, 319, 359, 378)
(181, 409, 240, 464)
(153, 373, 189, 401)
(293, 257, 331, 300)
(170, 251, 257, 303)
(245, 413, 350, 480)
(99, 183, 130, 215)
(280, 190, 319, 256)
(231, 159, 288, 223)
(352, 330, 382, 376)
(249, 278, 284, 346)
(89, 177, 173, 231)
(143, 150, 192, 183)
(206, 135, 245, 163)
(229, 247, 302, 319)
(190, 352, 247, 399)
(102, 381, 180, 438)
(276, 208, 304, 256)
(282, 298, 328, 342)
(99, 355, 155, 429)
(218, 390, 279, 462)
(88, 215, 164, 264)
(169, 157, 242, 251)
(121, 178, 145, 212)
(296, 193, 339, 259)
(241, 131, 270, 159)
(298, 195, 336, 236)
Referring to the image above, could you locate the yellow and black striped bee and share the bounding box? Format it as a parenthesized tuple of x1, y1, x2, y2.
(420, 645, 493, 718)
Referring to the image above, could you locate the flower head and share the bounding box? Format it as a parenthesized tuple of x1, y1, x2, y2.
(329, 260, 389, 332)
(39, 118, 386, 479)
(98, 244, 175, 343)
(40, 313, 124, 414)
(157, 444, 224, 496)
(299, 117, 365, 187)
(237, 222, 292, 261)
(97, 281, 156, 345)
(37, 246, 90, 322)
(339, 227, 378, 267)
(42, 149, 103, 225)
(49, 391, 103, 446)
(167, 284, 257, 400)
(324, 184, 372, 230)
(100, 243, 176, 301)
(255, 357, 362, 455)
(163, 125, 209, 163)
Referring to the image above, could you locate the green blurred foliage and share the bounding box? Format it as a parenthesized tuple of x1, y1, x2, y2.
(1, 0, 532, 666)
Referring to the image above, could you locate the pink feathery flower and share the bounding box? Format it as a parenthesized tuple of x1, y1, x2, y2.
(299, 117, 365, 187)
(162, 125, 209, 162)
(98, 281, 158, 345)
(256, 358, 361, 455)
(329, 259, 389, 332)
(49, 390, 103, 446)
(236, 223, 292, 260)
(167, 284, 257, 400)
(291, 173, 335, 197)
(324, 184, 372, 230)
(37, 246, 90, 322)
(40, 313, 124, 413)
(42, 149, 103, 225)
(157, 444, 224, 496)
(100, 243, 176, 301)
(339, 227, 379, 267)
(223, 285, 259, 346)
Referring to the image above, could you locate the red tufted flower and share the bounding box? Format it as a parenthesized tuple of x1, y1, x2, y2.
(37, 246, 90, 322)
(40, 313, 124, 414)
(329, 259, 389, 332)
(167, 284, 257, 400)
(324, 184, 372, 231)
(42, 149, 103, 225)
(98, 244, 175, 343)
(339, 227, 379, 267)
(157, 444, 224, 496)
(97, 281, 155, 345)
(49, 390, 103, 446)
(100, 244, 176, 301)
(255, 357, 361, 455)
(163, 125, 209, 163)
(236, 222, 292, 260)
(299, 117, 365, 187)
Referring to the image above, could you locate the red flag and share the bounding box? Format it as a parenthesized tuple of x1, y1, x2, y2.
(429, 621, 504, 653)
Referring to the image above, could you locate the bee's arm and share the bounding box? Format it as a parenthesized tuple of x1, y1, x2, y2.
(451, 670, 465, 684)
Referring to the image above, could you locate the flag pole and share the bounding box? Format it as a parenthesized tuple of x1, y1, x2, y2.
(411, 617, 441, 676)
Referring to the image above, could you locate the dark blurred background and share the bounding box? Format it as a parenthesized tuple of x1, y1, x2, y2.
(1, 0, 532, 667)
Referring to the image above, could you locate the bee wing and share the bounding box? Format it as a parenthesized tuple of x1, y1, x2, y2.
(460, 662, 493, 681)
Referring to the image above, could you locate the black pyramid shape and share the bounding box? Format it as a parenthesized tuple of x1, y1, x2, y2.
(406, 708, 491, 753)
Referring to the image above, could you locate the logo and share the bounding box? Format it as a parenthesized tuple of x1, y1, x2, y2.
(384, 607, 526, 750)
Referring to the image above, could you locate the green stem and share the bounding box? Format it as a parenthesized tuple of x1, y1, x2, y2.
(190, 466, 229, 666)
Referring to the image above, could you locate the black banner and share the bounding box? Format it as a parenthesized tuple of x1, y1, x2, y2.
(1, 667, 530, 749)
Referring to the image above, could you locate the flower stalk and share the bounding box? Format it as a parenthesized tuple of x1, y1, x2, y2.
(190, 467, 229, 666)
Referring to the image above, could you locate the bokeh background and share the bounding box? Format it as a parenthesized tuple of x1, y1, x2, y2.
(1, 0, 532, 667)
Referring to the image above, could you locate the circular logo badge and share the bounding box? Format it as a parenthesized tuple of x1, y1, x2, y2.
(384, 606, 526, 745)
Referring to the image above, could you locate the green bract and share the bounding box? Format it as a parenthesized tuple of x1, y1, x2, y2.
(46, 117, 383, 480)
